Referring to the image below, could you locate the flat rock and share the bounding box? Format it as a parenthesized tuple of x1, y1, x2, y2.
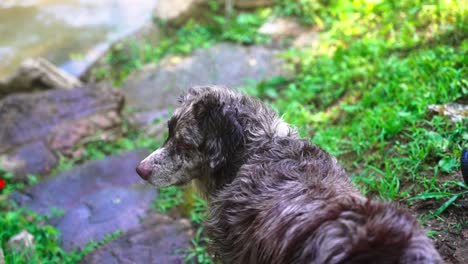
(258, 17, 305, 37)
(53, 186, 155, 251)
(0, 141, 57, 180)
(0, 84, 123, 153)
(10, 150, 158, 251)
(122, 43, 290, 112)
(428, 96, 468, 123)
(0, 84, 124, 177)
(0, 58, 82, 99)
(221, 0, 274, 9)
(80, 214, 192, 264)
(153, 0, 205, 27)
(11, 149, 149, 213)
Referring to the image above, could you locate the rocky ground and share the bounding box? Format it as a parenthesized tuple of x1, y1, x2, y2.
(0, 41, 288, 262)
(0, 1, 295, 260)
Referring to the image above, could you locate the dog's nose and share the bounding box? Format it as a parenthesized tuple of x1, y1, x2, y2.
(136, 162, 152, 181)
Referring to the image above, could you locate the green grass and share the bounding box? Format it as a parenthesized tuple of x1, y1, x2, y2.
(96, 0, 466, 260)
(0, 207, 121, 264)
(246, 0, 467, 214)
(0, 119, 157, 263)
(152, 186, 185, 213)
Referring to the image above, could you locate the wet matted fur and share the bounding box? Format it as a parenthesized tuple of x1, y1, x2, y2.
(136, 86, 442, 264)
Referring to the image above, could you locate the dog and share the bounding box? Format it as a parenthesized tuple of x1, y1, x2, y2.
(136, 86, 442, 264)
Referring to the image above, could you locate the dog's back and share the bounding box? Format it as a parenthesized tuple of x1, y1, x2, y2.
(136, 86, 442, 263)
(204, 137, 442, 264)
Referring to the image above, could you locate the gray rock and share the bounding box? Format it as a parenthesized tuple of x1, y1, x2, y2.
(428, 96, 468, 122)
(10, 150, 158, 251)
(80, 214, 192, 264)
(258, 17, 305, 37)
(293, 30, 320, 48)
(0, 58, 82, 99)
(11, 149, 150, 214)
(153, 0, 205, 27)
(54, 186, 155, 251)
(0, 246, 4, 264)
(217, 0, 274, 10)
(0, 141, 57, 179)
(122, 43, 290, 112)
(0, 84, 124, 160)
(7, 230, 35, 261)
(229, 0, 274, 9)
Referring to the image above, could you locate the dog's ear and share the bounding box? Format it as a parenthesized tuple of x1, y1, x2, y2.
(194, 93, 244, 171)
(178, 86, 212, 104)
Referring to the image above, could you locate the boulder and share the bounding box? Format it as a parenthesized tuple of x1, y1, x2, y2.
(0, 58, 82, 99)
(230, 0, 274, 9)
(428, 95, 468, 122)
(0, 83, 123, 153)
(152, 0, 274, 27)
(80, 214, 192, 263)
(0, 84, 124, 177)
(0, 141, 57, 180)
(293, 30, 320, 48)
(153, 0, 206, 27)
(258, 17, 305, 37)
(53, 186, 156, 251)
(10, 150, 158, 251)
(122, 43, 291, 112)
(0, 246, 4, 264)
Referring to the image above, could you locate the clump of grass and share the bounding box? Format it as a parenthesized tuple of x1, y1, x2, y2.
(0, 208, 120, 264)
(152, 186, 185, 213)
(248, 0, 467, 213)
(185, 227, 214, 264)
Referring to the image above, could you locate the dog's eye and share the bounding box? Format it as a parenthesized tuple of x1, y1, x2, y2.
(177, 141, 194, 150)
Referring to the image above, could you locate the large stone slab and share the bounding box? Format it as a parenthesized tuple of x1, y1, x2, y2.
(153, 0, 205, 27)
(53, 186, 155, 251)
(80, 214, 192, 264)
(122, 43, 290, 112)
(10, 150, 158, 251)
(0, 141, 58, 179)
(0, 84, 123, 153)
(0, 84, 124, 177)
(11, 149, 149, 213)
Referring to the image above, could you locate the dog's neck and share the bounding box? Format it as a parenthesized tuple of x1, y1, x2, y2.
(195, 145, 247, 199)
(196, 117, 297, 200)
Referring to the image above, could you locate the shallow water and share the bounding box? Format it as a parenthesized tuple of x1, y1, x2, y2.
(0, 0, 158, 80)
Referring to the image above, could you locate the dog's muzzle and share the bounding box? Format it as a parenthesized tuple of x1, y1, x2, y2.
(136, 161, 152, 180)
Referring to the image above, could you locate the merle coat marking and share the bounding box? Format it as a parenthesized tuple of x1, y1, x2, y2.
(136, 86, 442, 264)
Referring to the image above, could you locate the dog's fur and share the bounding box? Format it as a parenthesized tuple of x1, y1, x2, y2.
(137, 86, 442, 264)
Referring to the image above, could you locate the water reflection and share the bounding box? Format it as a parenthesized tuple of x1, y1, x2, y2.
(0, 0, 158, 79)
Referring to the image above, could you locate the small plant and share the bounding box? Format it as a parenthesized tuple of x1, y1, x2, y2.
(0, 168, 39, 198)
(409, 181, 468, 217)
(185, 227, 214, 264)
(152, 186, 184, 213)
(0, 209, 120, 264)
(190, 195, 208, 225)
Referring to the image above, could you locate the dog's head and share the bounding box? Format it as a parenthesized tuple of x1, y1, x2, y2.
(136, 86, 245, 188)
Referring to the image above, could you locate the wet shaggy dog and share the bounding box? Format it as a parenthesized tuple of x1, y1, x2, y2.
(136, 86, 442, 264)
